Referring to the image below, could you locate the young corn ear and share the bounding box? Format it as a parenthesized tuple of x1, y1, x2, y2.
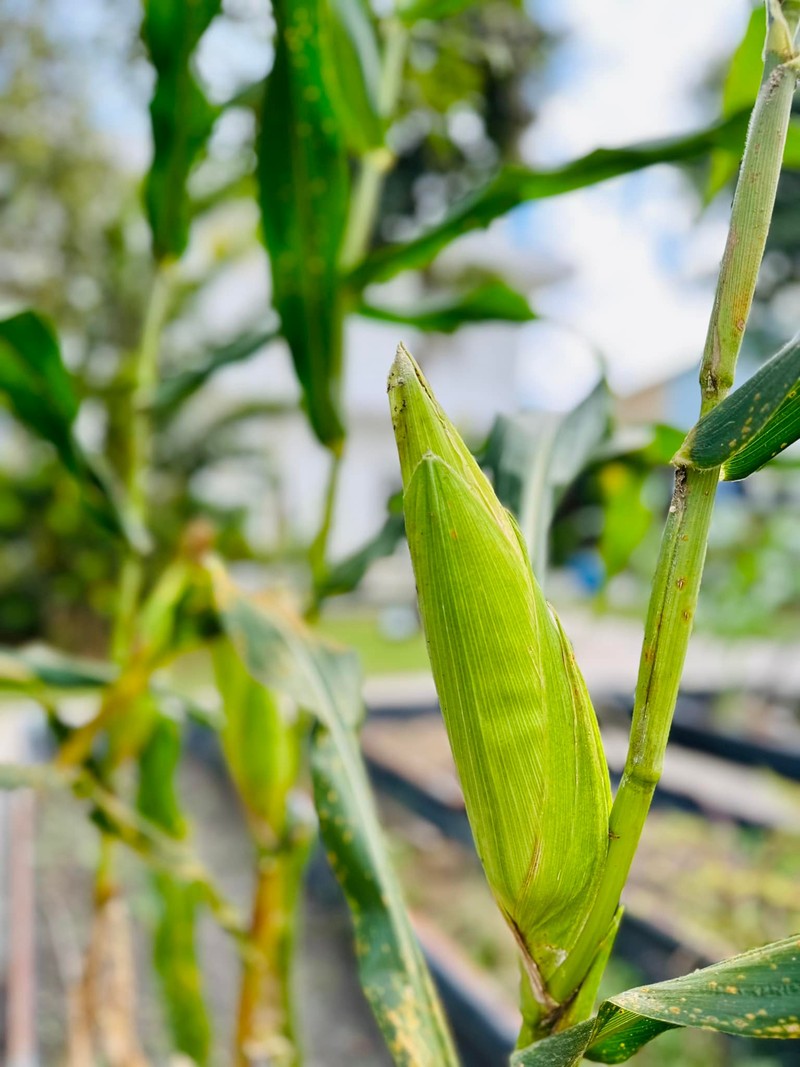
(389, 344, 611, 1004)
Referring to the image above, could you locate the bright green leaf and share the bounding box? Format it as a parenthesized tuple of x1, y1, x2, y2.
(706, 6, 765, 199)
(258, 0, 350, 449)
(349, 110, 753, 287)
(358, 279, 536, 333)
(325, 0, 384, 152)
(676, 333, 800, 478)
(141, 0, 221, 260)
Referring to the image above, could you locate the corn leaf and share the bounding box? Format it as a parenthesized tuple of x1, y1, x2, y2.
(152, 326, 278, 416)
(0, 644, 114, 691)
(349, 111, 753, 287)
(706, 6, 765, 200)
(258, 0, 350, 449)
(675, 333, 800, 479)
(513, 935, 800, 1066)
(390, 346, 611, 999)
(207, 561, 459, 1066)
(137, 717, 212, 1066)
(141, 0, 221, 260)
(0, 311, 147, 548)
(326, 0, 384, 153)
(483, 379, 611, 576)
(358, 279, 536, 334)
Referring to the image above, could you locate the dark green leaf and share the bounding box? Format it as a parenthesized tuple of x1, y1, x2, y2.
(513, 936, 800, 1066)
(676, 334, 800, 478)
(152, 326, 278, 416)
(483, 379, 611, 575)
(0, 311, 147, 548)
(207, 560, 459, 1066)
(141, 0, 222, 260)
(258, 0, 350, 449)
(348, 110, 753, 287)
(326, 0, 384, 153)
(138, 718, 212, 1065)
(0, 311, 80, 470)
(315, 509, 405, 601)
(358, 279, 536, 333)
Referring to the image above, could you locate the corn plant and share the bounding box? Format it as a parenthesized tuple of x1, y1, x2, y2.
(387, 2, 800, 1063)
(2, 1, 800, 1065)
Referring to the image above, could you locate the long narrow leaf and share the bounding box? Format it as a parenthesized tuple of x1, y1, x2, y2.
(207, 560, 459, 1066)
(0, 311, 147, 548)
(513, 936, 800, 1066)
(349, 111, 754, 287)
(258, 0, 350, 448)
(676, 333, 800, 479)
(152, 327, 278, 416)
(359, 279, 536, 333)
(142, 0, 222, 260)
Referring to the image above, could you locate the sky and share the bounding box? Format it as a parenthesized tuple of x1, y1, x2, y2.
(510, 0, 755, 407)
(54, 0, 757, 411)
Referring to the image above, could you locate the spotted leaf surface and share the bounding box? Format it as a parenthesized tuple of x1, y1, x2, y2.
(206, 559, 459, 1066)
(513, 936, 800, 1065)
(676, 333, 800, 479)
(258, 0, 350, 448)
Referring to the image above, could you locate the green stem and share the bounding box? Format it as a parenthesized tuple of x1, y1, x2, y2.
(548, 14, 799, 1008)
(339, 20, 408, 271)
(112, 264, 173, 660)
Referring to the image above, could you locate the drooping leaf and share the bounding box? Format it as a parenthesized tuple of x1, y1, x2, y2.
(513, 935, 800, 1066)
(141, 0, 222, 260)
(137, 717, 212, 1065)
(152, 326, 278, 416)
(706, 6, 765, 199)
(389, 346, 612, 1021)
(206, 560, 459, 1066)
(675, 333, 800, 479)
(0, 312, 147, 548)
(258, 0, 350, 449)
(348, 110, 753, 287)
(0, 310, 78, 464)
(483, 379, 611, 576)
(358, 279, 536, 333)
(325, 0, 384, 153)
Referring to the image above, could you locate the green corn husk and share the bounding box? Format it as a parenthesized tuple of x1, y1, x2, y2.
(389, 344, 611, 1007)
